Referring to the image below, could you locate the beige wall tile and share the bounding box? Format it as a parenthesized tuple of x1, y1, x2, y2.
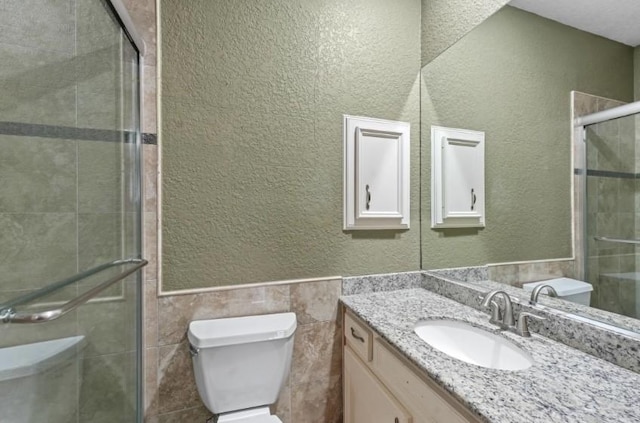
(145, 279, 159, 348)
(292, 322, 342, 387)
(291, 374, 342, 423)
(145, 347, 159, 418)
(518, 261, 566, 284)
(488, 263, 518, 285)
(144, 144, 158, 212)
(122, 0, 157, 66)
(143, 65, 157, 133)
(290, 278, 341, 325)
(271, 378, 291, 423)
(153, 406, 212, 423)
(0, 136, 76, 213)
(144, 212, 158, 282)
(80, 352, 135, 422)
(78, 300, 129, 357)
(149, 282, 344, 421)
(157, 285, 290, 345)
(0, 213, 76, 291)
(574, 92, 600, 118)
(158, 342, 202, 414)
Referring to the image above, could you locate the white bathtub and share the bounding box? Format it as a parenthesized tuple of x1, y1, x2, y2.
(0, 336, 86, 423)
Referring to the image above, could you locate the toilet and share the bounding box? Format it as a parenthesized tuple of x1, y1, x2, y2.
(523, 277, 593, 306)
(188, 312, 297, 423)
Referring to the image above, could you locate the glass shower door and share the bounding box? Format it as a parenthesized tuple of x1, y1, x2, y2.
(0, 1, 144, 422)
(584, 113, 640, 319)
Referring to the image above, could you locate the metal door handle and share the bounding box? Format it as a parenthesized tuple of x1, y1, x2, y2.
(350, 327, 365, 343)
(471, 188, 477, 211)
(366, 185, 371, 210)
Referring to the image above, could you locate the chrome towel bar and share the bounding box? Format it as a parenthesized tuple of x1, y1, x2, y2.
(0, 258, 147, 324)
(594, 236, 640, 245)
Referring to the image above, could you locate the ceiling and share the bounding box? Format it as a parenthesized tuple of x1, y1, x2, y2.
(509, 0, 640, 47)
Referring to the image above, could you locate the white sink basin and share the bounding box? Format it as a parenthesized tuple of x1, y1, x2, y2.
(414, 320, 533, 371)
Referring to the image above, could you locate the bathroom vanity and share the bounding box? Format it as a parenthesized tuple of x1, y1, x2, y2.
(341, 288, 640, 423)
(343, 310, 481, 422)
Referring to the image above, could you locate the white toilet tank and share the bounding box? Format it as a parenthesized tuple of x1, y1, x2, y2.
(188, 312, 297, 415)
(523, 278, 593, 306)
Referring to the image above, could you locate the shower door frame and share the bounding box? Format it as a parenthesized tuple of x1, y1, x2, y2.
(574, 99, 640, 287)
(98, 1, 148, 421)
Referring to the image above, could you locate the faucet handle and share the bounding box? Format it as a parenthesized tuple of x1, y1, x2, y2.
(488, 300, 502, 324)
(516, 312, 545, 337)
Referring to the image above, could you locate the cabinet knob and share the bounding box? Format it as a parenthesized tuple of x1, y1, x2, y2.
(366, 185, 371, 210)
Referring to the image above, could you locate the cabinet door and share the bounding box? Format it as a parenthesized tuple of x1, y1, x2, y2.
(431, 126, 485, 228)
(344, 346, 412, 423)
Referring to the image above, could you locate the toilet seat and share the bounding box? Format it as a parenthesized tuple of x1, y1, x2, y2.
(216, 407, 282, 423)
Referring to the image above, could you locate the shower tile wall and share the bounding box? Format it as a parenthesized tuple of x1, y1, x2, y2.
(575, 92, 639, 315)
(0, 0, 156, 421)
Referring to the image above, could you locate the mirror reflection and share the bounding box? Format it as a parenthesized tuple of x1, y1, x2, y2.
(421, 0, 640, 329)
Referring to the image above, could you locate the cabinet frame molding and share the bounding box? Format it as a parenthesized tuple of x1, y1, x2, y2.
(344, 115, 411, 230)
(431, 125, 485, 229)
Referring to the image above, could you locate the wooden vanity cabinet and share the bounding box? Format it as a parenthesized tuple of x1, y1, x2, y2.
(343, 310, 482, 423)
(344, 346, 412, 423)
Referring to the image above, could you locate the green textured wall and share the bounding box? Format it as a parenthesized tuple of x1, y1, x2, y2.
(421, 0, 508, 66)
(421, 6, 634, 269)
(161, 0, 421, 290)
(635, 46, 640, 101)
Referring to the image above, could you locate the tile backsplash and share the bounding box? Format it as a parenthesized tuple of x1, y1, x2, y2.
(144, 279, 343, 423)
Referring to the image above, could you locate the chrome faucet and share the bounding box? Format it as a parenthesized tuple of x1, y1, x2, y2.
(529, 284, 558, 304)
(481, 290, 515, 329)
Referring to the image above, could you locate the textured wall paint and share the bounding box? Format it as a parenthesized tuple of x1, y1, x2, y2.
(635, 47, 640, 101)
(161, 0, 421, 290)
(421, 0, 508, 66)
(421, 6, 634, 269)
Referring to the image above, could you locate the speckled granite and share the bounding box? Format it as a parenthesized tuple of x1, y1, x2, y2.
(429, 266, 488, 283)
(341, 289, 640, 423)
(422, 272, 640, 373)
(342, 271, 422, 295)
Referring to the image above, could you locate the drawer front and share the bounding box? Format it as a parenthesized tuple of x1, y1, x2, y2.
(344, 312, 373, 362)
(373, 339, 474, 423)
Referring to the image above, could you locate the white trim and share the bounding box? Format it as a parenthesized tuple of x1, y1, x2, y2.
(486, 257, 574, 267)
(156, 0, 164, 295)
(574, 99, 640, 126)
(158, 275, 343, 297)
(108, 0, 146, 56)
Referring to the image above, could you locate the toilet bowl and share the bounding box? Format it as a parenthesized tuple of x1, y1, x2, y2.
(188, 312, 296, 423)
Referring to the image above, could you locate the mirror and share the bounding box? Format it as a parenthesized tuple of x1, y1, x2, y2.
(420, 0, 640, 331)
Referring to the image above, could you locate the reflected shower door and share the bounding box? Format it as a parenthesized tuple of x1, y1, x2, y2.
(585, 113, 640, 319)
(0, 1, 143, 422)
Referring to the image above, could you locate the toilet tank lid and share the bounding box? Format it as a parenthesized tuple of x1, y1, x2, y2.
(0, 335, 86, 382)
(188, 312, 297, 349)
(522, 278, 593, 296)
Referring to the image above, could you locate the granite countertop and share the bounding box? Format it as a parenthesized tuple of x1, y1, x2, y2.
(341, 288, 640, 423)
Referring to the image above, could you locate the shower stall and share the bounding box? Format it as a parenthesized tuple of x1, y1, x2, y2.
(0, 1, 147, 422)
(577, 99, 640, 320)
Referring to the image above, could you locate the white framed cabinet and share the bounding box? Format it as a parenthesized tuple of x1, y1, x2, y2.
(343, 115, 411, 230)
(431, 126, 485, 229)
